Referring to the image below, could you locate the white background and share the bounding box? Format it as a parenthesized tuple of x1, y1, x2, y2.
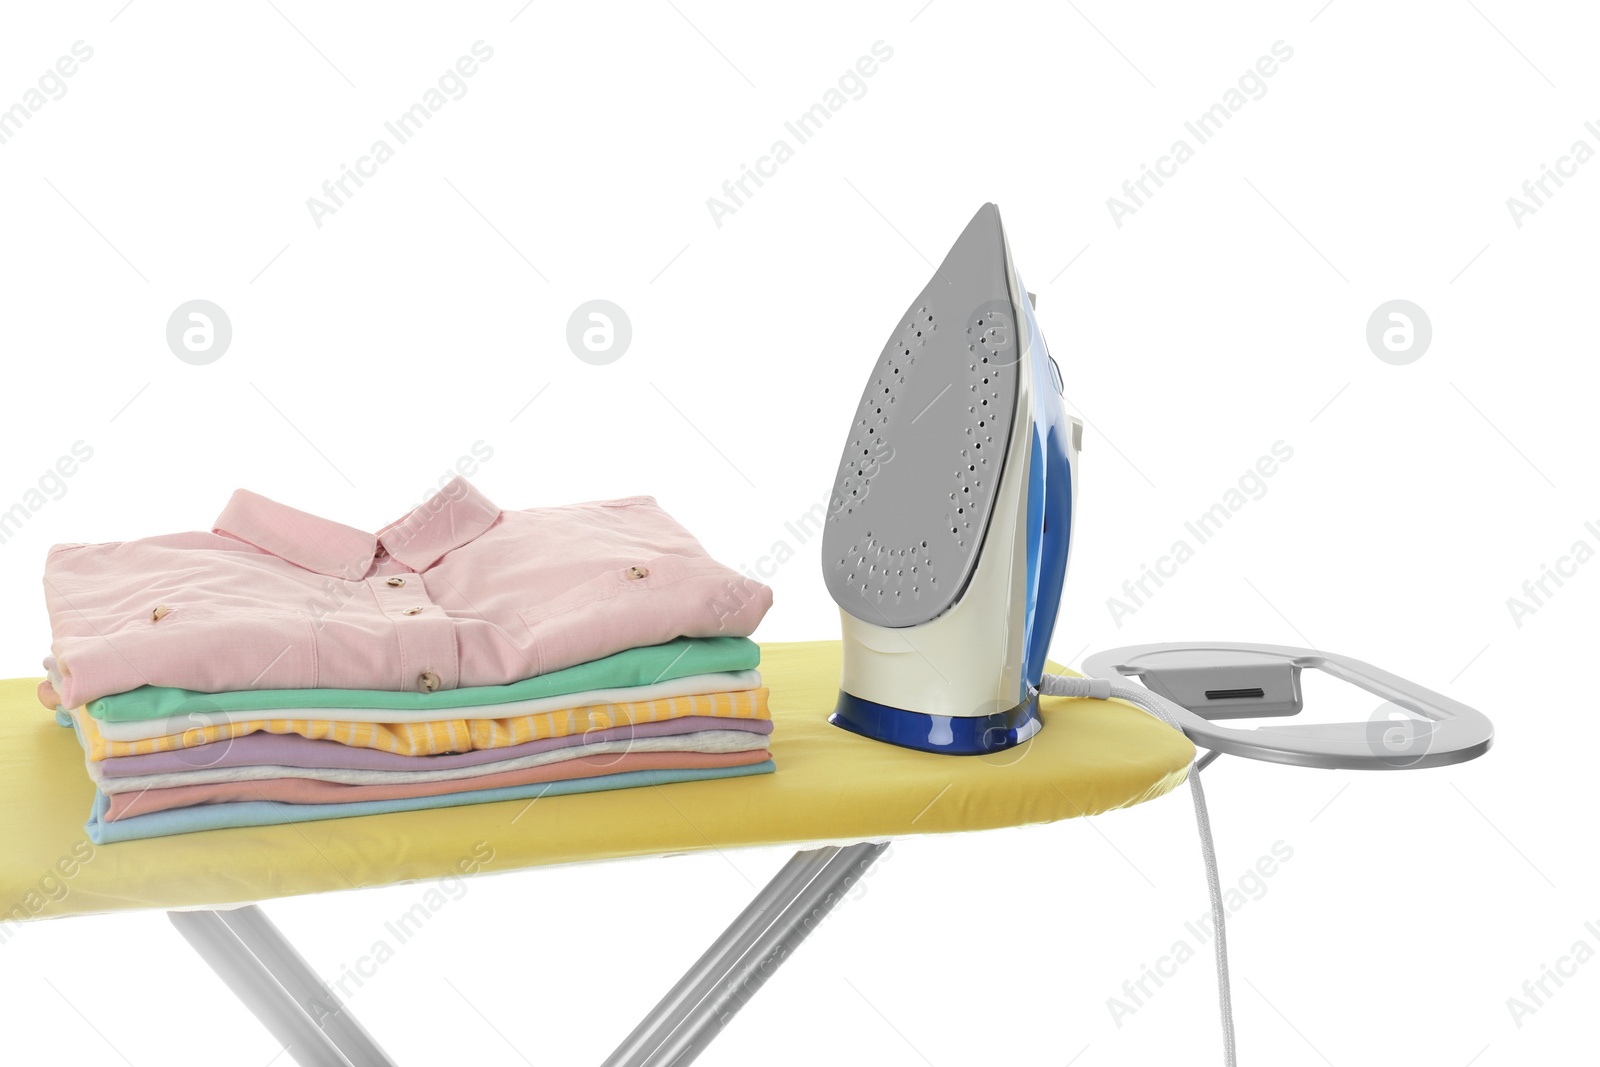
(1, 2, 1596, 1064)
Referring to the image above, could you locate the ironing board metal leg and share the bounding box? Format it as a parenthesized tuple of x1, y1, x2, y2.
(603, 846, 840, 1067)
(218, 905, 399, 1067)
(168, 909, 356, 1067)
(1196, 749, 1222, 772)
(627, 841, 889, 1067)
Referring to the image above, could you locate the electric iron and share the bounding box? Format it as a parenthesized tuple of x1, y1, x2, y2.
(819, 205, 1237, 1063)
(822, 203, 1081, 755)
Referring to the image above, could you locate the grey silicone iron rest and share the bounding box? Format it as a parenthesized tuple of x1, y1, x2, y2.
(1081, 642, 1494, 770)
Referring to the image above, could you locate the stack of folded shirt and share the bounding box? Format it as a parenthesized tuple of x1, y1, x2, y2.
(38, 478, 775, 843)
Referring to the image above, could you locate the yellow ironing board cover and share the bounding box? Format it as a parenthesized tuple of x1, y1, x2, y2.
(0, 640, 1193, 922)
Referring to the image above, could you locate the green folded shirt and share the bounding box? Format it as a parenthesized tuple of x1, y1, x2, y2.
(85, 637, 760, 723)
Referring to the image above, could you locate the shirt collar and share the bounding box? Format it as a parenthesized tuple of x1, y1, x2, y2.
(214, 489, 378, 579)
(377, 477, 502, 571)
(213, 478, 501, 578)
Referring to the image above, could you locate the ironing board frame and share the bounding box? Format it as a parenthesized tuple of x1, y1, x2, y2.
(166, 841, 889, 1067)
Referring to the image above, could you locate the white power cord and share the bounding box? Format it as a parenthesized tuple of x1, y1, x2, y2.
(1039, 672, 1236, 1067)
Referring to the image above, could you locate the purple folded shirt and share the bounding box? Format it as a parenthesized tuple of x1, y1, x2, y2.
(96, 715, 774, 777)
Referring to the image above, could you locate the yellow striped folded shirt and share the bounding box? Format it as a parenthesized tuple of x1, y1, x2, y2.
(71, 689, 770, 761)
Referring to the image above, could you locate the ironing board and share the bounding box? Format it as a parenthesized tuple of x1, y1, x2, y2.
(0, 640, 1193, 1066)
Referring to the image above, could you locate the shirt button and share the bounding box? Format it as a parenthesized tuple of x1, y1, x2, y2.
(386, 577, 406, 587)
(150, 605, 171, 623)
(626, 566, 649, 580)
(403, 606, 424, 616)
(418, 671, 441, 692)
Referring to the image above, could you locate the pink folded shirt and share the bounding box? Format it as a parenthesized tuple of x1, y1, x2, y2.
(45, 477, 771, 708)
